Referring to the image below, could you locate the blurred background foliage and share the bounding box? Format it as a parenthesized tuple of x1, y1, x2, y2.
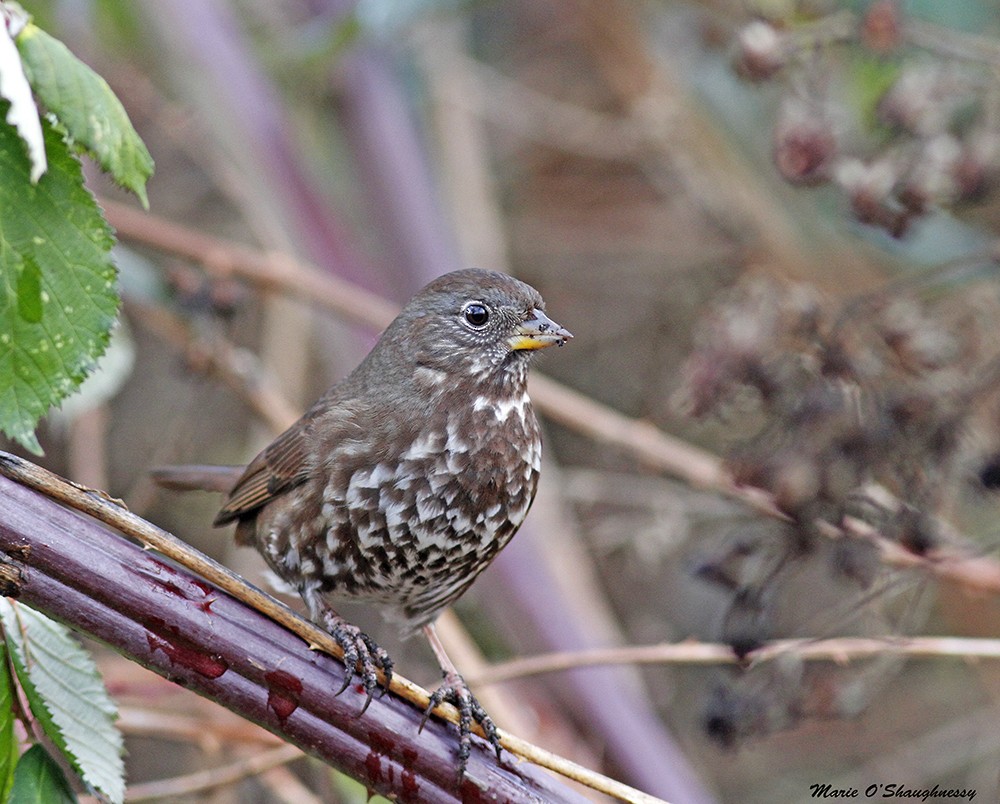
(8, 0, 1000, 801)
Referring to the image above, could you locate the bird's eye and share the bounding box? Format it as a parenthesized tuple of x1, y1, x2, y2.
(463, 303, 490, 328)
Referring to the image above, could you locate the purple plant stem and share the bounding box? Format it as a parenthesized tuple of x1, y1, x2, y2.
(335, 47, 463, 297)
(135, 0, 384, 296)
(0, 474, 591, 803)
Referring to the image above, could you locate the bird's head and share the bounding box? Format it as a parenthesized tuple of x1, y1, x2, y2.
(389, 269, 572, 385)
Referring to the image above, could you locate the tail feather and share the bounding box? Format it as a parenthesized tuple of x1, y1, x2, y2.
(149, 465, 244, 494)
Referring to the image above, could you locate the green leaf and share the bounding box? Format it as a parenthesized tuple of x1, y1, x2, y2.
(0, 641, 19, 802)
(0, 602, 124, 804)
(8, 745, 76, 804)
(15, 255, 42, 324)
(15, 22, 153, 207)
(0, 111, 119, 454)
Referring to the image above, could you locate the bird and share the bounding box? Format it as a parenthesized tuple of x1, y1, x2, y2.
(153, 268, 571, 774)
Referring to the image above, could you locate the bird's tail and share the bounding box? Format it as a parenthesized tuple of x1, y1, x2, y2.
(149, 465, 244, 494)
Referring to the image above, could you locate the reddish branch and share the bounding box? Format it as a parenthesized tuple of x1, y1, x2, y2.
(0, 467, 593, 803)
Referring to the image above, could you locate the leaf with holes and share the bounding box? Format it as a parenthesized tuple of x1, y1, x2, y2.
(0, 602, 124, 804)
(16, 22, 152, 206)
(0, 5, 45, 182)
(0, 111, 118, 454)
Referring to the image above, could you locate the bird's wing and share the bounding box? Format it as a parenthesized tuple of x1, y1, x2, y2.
(213, 412, 315, 526)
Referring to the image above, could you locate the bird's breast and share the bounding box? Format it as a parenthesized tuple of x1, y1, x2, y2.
(295, 390, 541, 607)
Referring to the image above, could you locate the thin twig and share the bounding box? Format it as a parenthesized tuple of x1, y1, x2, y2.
(744, 8, 1000, 68)
(123, 744, 303, 801)
(258, 765, 326, 804)
(467, 635, 1000, 687)
(116, 706, 284, 747)
(104, 200, 398, 330)
(904, 17, 1000, 67)
(420, 47, 648, 161)
(124, 295, 300, 432)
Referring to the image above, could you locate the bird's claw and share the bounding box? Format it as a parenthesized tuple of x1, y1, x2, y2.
(421, 672, 501, 778)
(327, 620, 394, 712)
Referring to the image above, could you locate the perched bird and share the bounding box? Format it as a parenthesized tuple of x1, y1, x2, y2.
(154, 268, 571, 773)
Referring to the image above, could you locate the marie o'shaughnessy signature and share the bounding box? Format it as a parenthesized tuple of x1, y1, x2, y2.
(809, 782, 977, 801)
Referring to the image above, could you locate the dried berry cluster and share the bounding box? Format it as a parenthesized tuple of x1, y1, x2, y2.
(733, 1, 1000, 236)
(684, 276, 997, 553)
(679, 275, 1000, 742)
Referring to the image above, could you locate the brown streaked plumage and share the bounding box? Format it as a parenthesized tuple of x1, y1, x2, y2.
(155, 268, 570, 775)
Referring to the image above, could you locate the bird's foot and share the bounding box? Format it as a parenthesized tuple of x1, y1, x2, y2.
(421, 671, 501, 778)
(322, 614, 394, 712)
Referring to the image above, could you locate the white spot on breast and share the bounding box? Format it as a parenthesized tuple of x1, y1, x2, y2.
(445, 416, 469, 454)
(448, 510, 473, 534)
(345, 470, 371, 509)
(385, 499, 409, 531)
(476, 502, 503, 527)
(527, 438, 542, 472)
(402, 431, 440, 460)
(416, 492, 445, 521)
(473, 393, 529, 423)
(344, 463, 395, 508)
(415, 365, 447, 386)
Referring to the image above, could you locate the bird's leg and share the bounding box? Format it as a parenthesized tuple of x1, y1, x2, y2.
(303, 589, 393, 711)
(420, 622, 502, 776)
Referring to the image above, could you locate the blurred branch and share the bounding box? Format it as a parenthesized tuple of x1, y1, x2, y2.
(732, 6, 1000, 67)
(732, 7, 1000, 68)
(423, 50, 648, 161)
(125, 744, 302, 802)
(0, 455, 662, 804)
(113, 698, 323, 802)
(135, 0, 388, 432)
(116, 705, 283, 746)
(133, 0, 374, 289)
(469, 636, 1000, 686)
(257, 766, 326, 804)
(904, 17, 1000, 66)
(104, 200, 398, 329)
(103, 201, 1000, 598)
(123, 296, 300, 433)
(331, 24, 461, 293)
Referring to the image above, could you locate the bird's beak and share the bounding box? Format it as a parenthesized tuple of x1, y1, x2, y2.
(507, 309, 573, 351)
